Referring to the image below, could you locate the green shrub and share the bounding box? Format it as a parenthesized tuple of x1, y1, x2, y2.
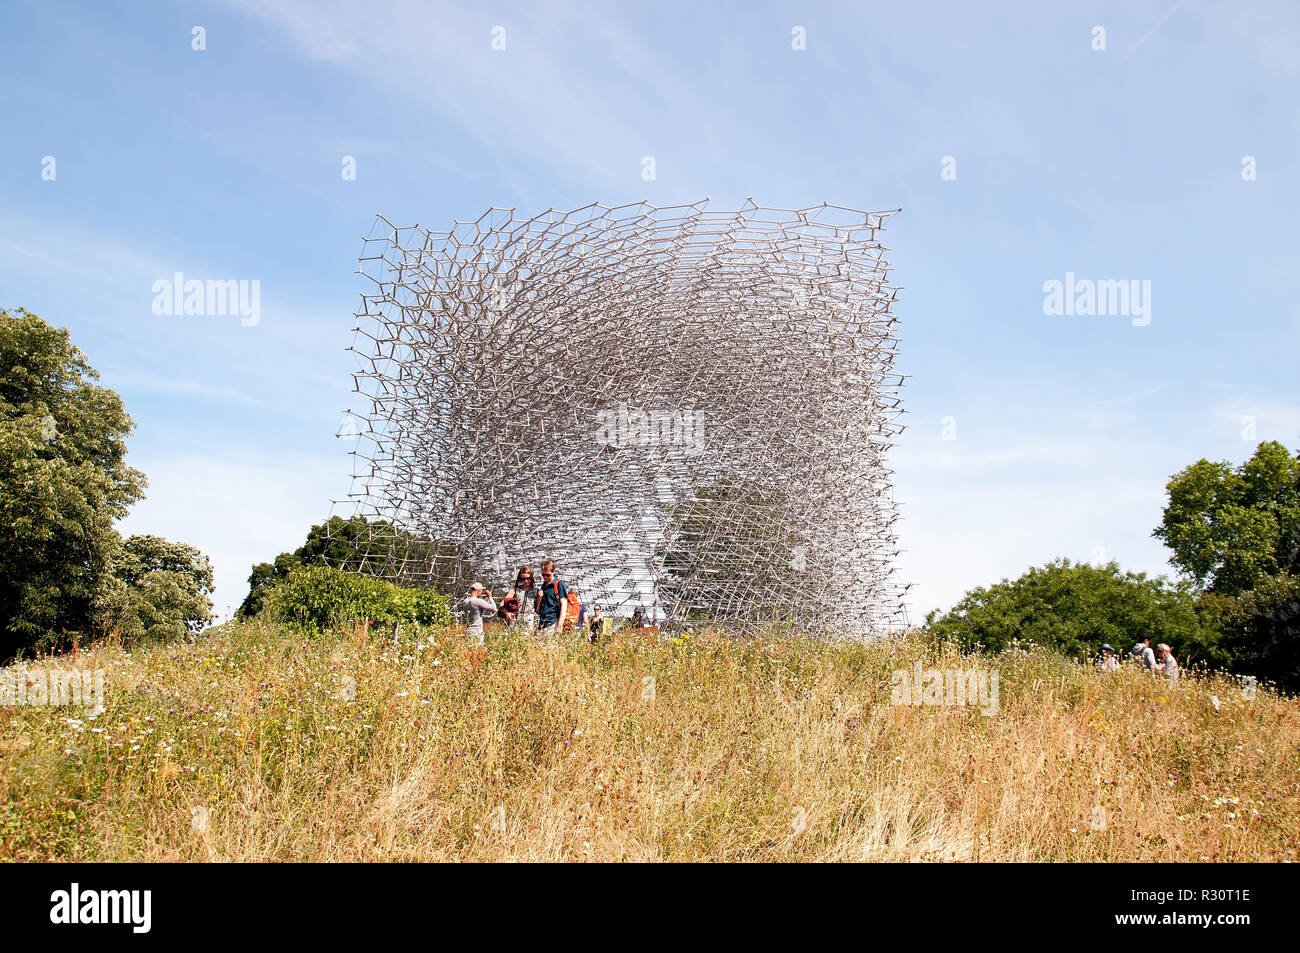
(924, 558, 1218, 665)
(261, 565, 452, 634)
(237, 515, 473, 619)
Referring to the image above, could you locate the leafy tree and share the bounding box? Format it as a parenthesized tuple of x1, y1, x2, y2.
(296, 516, 372, 569)
(95, 535, 214, 642)
(1154, 441, 1300, 595)
(924, 559, 1219, 665)
(239, 552, 304, 619)
(1207, 573, 1300, 693)
(238, 515, 467, 618)
(1152, 440, 1300, 690)
(0, 308, 146, 658)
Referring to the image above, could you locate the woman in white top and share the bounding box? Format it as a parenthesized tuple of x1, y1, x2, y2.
(503, 566, 538, 633)
(1156, 644, 1179, 679)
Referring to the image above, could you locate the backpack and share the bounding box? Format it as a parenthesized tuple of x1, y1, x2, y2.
(500, 595, 520, 619)
(553, 580, 581, 630)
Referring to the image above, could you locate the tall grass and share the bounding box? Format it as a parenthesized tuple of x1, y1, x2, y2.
(2, 622, 1297, 861)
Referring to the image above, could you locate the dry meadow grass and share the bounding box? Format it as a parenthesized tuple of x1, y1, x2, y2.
(2, 621, 1297, 861)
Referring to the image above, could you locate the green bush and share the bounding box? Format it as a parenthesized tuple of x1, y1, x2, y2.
(924, 558, 1220, 665)
(237, 515, 473, 619)
(261, 565, 452, 634)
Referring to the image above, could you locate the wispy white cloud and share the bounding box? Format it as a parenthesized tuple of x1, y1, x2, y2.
(891, 403, 1192, 617)
(104, 373, 270, 408)
(231, 0, 361, 61)
(223, 0, 722, 195)
(896, 469, 1177, 620)
(0, 212, 170, 294)
(1123, 1, 1186, 59)
(1220, 0, 1300, 77)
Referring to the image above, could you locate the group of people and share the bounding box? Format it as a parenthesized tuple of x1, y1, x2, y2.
(1095, 635, 1179, 678)
(466, 578, 1191, 680)
(460, 560, 606, 645)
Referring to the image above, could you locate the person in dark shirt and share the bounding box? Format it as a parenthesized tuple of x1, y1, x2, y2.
(535, 559, 569, 636)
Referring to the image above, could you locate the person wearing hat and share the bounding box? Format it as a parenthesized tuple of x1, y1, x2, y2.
(1096, 644, 1120, 672)
(462, 583, 497, 646)
(1156, 643, 1179, 679)
(1129, 636, 1157, 672)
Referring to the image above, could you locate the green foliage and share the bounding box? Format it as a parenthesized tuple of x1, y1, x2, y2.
(237, 515, 468, 618)
(1151, 440, 1300, 690)
(94, 535, 215, 643)
(1154, 440, 1300, 595)
(239, 552, 304, 619)
(1212, 574, 1300, 693)
(0, 308, 146, 659)
(261, 564, 452, 634)
(294, 515, 377, 570)
(924, 558, 1218, 665)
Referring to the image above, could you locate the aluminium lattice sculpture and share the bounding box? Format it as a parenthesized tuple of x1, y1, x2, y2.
(335, 200, 907, 637)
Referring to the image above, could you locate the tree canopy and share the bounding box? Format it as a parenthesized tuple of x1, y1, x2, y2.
(0, 308, 146, 656)
(237, 515, 466, 618)
(924, 558, 1218, 665)
(1153, 440, 1300, 690)
(95, 534, 215, 642)
(655, 479, 809, 624)
(1154, 440, 1300, 595)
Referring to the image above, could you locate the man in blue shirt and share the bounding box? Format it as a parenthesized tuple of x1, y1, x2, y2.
(535, 559, 569, 636)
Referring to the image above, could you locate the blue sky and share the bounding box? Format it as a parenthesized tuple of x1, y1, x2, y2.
(2, 0, 1298, 621)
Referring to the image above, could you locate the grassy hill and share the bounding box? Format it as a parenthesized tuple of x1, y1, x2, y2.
(2, 622, 1298, 861)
